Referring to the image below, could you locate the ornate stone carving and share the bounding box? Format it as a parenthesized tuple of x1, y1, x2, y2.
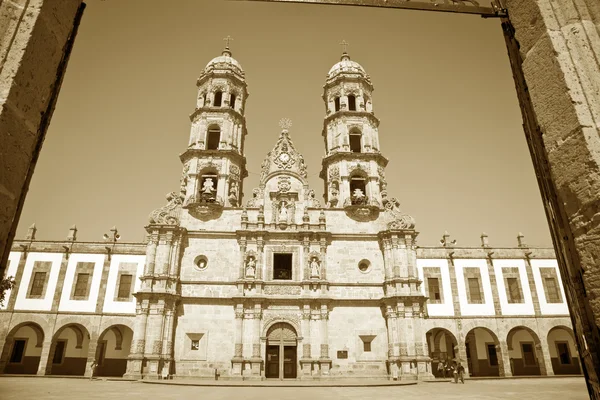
(277, 176, 292, 193)
(383, 197, 416, 230)
(264, 285, 301, 295)
(399, 342, 408, 356)
(320, 344, 329, 358)
(228, 180, 239, 207)
(329, 165, 340, 181)
(197, 160, 222, 173)
(348, 162, 369, 175)
(165, 340, 173, 355)
(306, 189, 321, 208)
(133, 339, 145, 354)
(260, 158, 270, 181)
(152, 340, 163, 355)
(246, 188, 262, 207)
(252, 344, 261, 358)
(259, 127, 308, 182)
(149, 192, 183, 225)
(234, 343, 243, 357)
(303, 343, 311, 358)
(414, 343, 424, 356)
(378, 165, 387, 191)
(180, 162, 190, 197)
(229, 164, 240, 181)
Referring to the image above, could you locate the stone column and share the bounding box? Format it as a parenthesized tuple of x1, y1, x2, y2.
(84, 332, 100, 377)
(168, 233, 182, 277)
(161, 304, 176, 378)
(319, 305, 331, 375)
(498, 340, 512, 377)
(145, 233, 158, 277)
(523, 256, 542, 315)
(257, 238, 264, 280)
(145, 301, 166, 379)
(385, 306, 400, 380)
(536, 342, 554, 376)
(125, 299, 149, 378)
(37, 338, 54, 376)
(232, 305, 244, 376)
(319, 239, 327, 280)
(249, 304, 262, 378)
(0, 0, 85, 279)
(239, 238, 247, 280)
(300, 305, 312, 377)
(503, 2, 600, 395)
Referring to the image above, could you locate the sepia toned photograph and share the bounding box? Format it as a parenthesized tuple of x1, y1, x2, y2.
(0, 0, 598, 399)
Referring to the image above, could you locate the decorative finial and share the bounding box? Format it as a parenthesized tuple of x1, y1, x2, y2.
(340, 40, 349, 54)
(26, 223, 37, 240)
(223, 35, 233, 49)
(67, 225, 78, 241)
(279, 118, 292, 131)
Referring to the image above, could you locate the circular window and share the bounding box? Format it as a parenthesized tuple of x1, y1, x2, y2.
(358, 259, 371, 273)
(194, 255, 208, 271)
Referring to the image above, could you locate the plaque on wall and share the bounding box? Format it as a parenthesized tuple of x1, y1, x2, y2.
(337, 350, 348, 359)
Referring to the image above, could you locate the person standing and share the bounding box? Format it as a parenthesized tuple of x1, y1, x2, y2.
(457, 362, 465, 384)
(437, 361, 445, 378)
(452, 362, 458, 383)
(90, 359, 98, 381)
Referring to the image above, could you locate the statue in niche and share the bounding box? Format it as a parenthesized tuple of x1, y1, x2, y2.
(306, 189, 321, 208)
(245, 256, 256, 278)
(310, 257, 320, 279)
(279, 200, 289, 223)
(328, 186, 339, 208)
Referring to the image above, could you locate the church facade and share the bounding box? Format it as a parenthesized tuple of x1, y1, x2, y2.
(0, 45, 582, 381)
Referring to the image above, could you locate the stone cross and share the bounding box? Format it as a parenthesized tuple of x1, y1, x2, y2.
(223, 35, 233, 49)
(340, 40, 349, 53)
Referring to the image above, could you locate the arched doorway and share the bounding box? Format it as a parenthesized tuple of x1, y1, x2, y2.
(547, 326, 581, 375)
(47, 323, 90, 376)
(265, 322, 297, 379)
(425, 328, 458, 377)
(1, 322, 45, 374)
(95, 325, 133, 377)
(465, 327, 502, 377)
(506, 326, 544, 376)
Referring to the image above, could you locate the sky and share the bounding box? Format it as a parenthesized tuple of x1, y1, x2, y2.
(15, 0, 553, 248)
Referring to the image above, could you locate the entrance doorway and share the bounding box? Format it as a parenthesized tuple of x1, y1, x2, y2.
(265, 323, 297, 379)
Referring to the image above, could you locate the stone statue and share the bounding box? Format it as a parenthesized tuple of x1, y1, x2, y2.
(310, 257, 320, 279)
(279, 200, 288, 222)
(353, 188, 365, 199)
(245, 256, 256, 278)
(202, 178, 216, 195)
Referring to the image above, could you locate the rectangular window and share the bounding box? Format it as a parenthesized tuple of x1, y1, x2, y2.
(334, 97, 340, 112)
(521, 343, 536, 366)
(52, 340, 66, 365)
(29, 271, 47, 297)
(467, 277, 482, 303)
(9, 340, 26, 363)
(273, 253, 293, 280)
(73, 273, 90, 298)
(360, 335, 375, 353)
(191, 340, 200, 351)
(507, 277, 523, 303)
(487, 344, 498, 366)
(117, 274, 133, 299)
(556, 342, 572, 365)
(545, 277, 561, 303)
(230, 94, 236, 109)
(427, 277, 441, 302)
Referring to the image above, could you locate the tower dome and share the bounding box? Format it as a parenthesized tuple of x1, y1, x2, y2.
(204, 47, 244, 77)
(327, 52, 368, 81)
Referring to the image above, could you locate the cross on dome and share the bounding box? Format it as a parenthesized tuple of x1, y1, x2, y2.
(223, 35, 234, 49)
(339, 40, 349, 54)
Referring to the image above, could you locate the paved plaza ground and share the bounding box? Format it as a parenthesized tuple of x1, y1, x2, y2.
(0, 377, 589, 400)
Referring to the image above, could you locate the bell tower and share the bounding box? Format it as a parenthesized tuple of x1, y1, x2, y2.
(320, 42, 388, 209)
(180, 36, 249, 209)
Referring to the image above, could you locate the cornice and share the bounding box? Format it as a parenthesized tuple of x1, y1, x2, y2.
(189, 106, 247, 124)
(319, 152, 389, 179)
(322, 74, 374, 92)
(322, 110, 380, 130)
(197, 70, 248, 93)
(10, 240, 146, 254)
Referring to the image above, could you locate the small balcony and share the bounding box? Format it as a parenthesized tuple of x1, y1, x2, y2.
(343, 193, 380, 222)
(184, 192, 224, 220)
